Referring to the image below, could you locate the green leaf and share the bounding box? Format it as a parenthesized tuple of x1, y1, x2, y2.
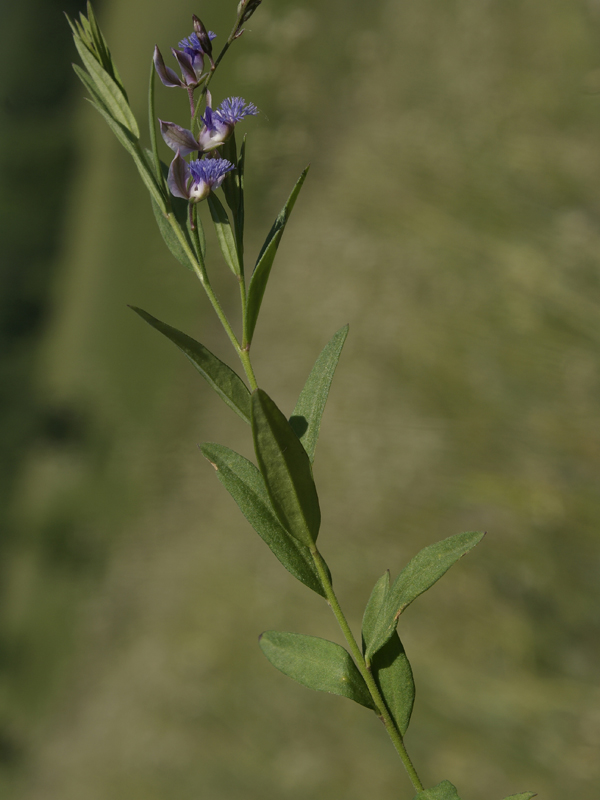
(371, 632, 415, 735)
(208, 193, 242, 276)
(251, 390, 321, 548)
(501, 794, 536, 799)
(131, 308, 251, 423)
(148, 59, 166, 192)
(365, 531, 485, 660)
(150, 196, 196, 272)
(73, 35, 139, 137)
(290, 324, 349, 462)
(244, 166, 309, 344)
(220, 133, 245, 265)
(82, 97, 165, 210)
(414, 781, 461, 800)
(362, 570, 390, 657)
(200, 444, 326, 597)
(259, 631, 375, 710)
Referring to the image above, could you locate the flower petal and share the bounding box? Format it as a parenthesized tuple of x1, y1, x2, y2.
(168, 151, 191, 199)
(172, 48, 198, 86)
(159, 119, 200, 156)
(153, 46, 184, 88)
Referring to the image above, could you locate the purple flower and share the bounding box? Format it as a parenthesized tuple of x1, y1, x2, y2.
(198, 96, 259, 151)
(159, 96, 259, 156)
(168, 151, 235, 202)
(154, 25, 216, 89)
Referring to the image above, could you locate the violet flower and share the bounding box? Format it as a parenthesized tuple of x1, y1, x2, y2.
(153, 28, 216, 89)
(168, 152, 235, 203)
(198, 96, 259, 151)
(159, 96, 259, 156)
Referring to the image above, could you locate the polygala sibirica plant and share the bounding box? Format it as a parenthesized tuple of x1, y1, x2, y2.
(68, 4, 535, 799)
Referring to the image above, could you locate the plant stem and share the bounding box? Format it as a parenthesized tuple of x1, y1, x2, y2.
(166, 211, 258, 391)
(310, 548, 424, 794)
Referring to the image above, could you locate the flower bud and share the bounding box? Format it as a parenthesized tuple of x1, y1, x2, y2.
(192, 15, 213, 58)
(237, 0, 262, 25)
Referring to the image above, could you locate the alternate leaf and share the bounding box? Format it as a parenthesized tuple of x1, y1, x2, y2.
(259, 631, 375, 710)
(220, 133, 245, 264)
(200, 443, 326, 597)
(362, 570, 390, 657)
(244, 167, 309, 344)
(413, 781, 461, 800)
(365, 531, 485, 660)
(84, 2, 127, 94)
(73, 35, 139, 137)
(290, 324, 349, 462)
(83, 97, 165, 209)
(371, 632, 415, 735)
(131, 308, 251, 423)
(251, 389, 321, 548)
(208, 193, 242, 276)
(148, 59, 166, 192)
(151, 197, 196, 272)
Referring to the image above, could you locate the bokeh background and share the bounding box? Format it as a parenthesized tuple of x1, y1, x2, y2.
(2, 0, 600, 798)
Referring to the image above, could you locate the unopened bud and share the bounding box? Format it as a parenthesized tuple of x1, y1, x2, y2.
(237, 0, 262, 25)
(192, 14, 213, 56)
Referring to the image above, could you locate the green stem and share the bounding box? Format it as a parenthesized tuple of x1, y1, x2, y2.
(166, 211, 258, 391)
(310, 548, 424, 794)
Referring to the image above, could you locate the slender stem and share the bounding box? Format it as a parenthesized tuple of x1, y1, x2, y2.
(310, 548, 424, 793)
(166, 213, 240, 350)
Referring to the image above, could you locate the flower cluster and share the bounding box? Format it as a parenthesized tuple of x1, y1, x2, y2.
(154, 16, 216, 89)
(155, 20, 258, 204)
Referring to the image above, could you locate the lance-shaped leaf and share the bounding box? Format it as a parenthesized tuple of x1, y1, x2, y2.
(251, 389, 321, 548)
(371, 632, 415, 736)
(413, 781, 461, 800)
(147, 61, 166, 193)
(365, 531, 485, 660)
(131, 308, 251, 423)
(78, 88, 165, 209)
(362, 570, 390, 658)
(245, 167, 309, 344)
(208, 193, 242, 276)
(259, 631, 375, 710)
(220, 133, 246, 263)
(501, 794, 536, 799)
(200, 444, 326, 597)
(73, 34, 139, 137)
(146, 155, 197, 271)
(290, 324, 349, 462)
(150, 197, 197, 271)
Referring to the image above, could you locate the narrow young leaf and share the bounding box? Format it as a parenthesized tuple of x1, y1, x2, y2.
(131, 308, 251, 423)
(361, 570, 390, 657)
(501, 794, 536, 799)
(259, 631, 375, 710)
(221, 133, 241, 221)
(73, 36, 139, 137)
(251, 389, 321, 548)
(84, 2, 127, 95)
(148, 59, 166, 192)
(83, 98, 165, 210)
(371, 632, 415, 735)
(245, 167, 309, 344)
(150, 199, 197, 271)
(208, 193, 242, 276)
(413, 781, 462, 800)
(200, 444, 326, 597)
(289, 324, 349, 462)
(365, 531, 485, 660)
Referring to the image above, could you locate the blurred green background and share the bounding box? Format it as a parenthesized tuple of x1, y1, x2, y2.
(1, 0, 600, 798)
